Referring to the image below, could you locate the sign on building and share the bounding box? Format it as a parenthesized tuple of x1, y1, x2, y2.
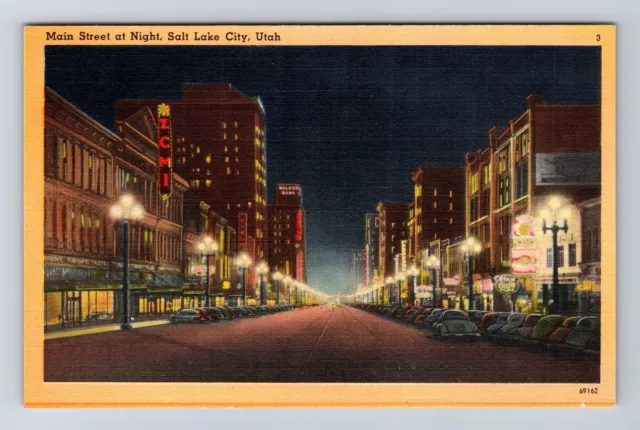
(535, 153, 600, 186)
(511, 215, 537, 275)
(157, 103, 173, 199)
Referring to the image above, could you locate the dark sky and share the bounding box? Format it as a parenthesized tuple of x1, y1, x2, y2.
(45, 45, 601, 295)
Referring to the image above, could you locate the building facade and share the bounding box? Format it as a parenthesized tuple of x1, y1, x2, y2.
(350, 250, 366, 293)
(268, 184, 306, 290)
(363, 213, 379, 286)
(115, 83, 268, 266)
(44, 88, 189, 329)
(464, 95, 601, 313)
(376, 202, 409, 280)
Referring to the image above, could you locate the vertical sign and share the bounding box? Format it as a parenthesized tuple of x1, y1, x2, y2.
(511, 214, 537, 274)
(364, 244, 370, 285)
(295, 209, 303, 241)
(238, 212, 248, 252)
(296, 251, 305, 282)
(157, 103, 173, 199)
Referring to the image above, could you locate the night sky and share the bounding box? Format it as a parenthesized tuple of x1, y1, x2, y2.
(45, 45, 601, 294)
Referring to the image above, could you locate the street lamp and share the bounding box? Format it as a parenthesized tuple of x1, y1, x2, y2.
(272, 271, 283, 305)
(407, 265, 420, 307)
(283, 275, 292, 305)
(425, 255, 440, 308)
(109, 194, 145, 330)
(256, 261, 269, 305)
(541, 196, 570, 314)
(461, 237, 482, 311)
(395, 271, 406, 305)
(385, 276, 394, 305)
(234, 252, 252, 306)
(197, 236, 219, 307)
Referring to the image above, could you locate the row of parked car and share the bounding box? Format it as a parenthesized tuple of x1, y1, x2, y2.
(353, 304, 601, 356)
(169, 304, 296, 324)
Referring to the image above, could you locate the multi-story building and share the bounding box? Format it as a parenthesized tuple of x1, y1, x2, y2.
(577, 197, 601, 314)
(363, 213, 379, 286)
(268, 184, 306, 285)
(410, 166, 466, 259)
(44, 88, 189, 329)
(376, 202, 409, 279)
(115, 83, 268, 267)
(464, 95, 601, 314)
(350, 250, 366, 292)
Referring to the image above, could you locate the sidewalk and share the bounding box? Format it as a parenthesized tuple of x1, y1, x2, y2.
(45, 319, 169, 340)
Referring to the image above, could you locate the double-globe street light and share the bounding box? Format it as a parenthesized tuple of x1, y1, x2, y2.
(109, 194, 145, 330)
(460, 237, 482, 311)
(256, 261, 269, 305)
(272, 271, 283, 305)
(540, 196, 570, 314)
(234, 252, 252, 306)
(283, 275, 292, 305)
(385, 276, 394, 305)
(197, 236, 219, 307)
(407, 265, 420, 307)
(425, 255, 440, 307)
(395, 271, 406, 305)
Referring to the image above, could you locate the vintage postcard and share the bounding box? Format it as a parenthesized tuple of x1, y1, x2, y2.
(24, 25, 616, 407)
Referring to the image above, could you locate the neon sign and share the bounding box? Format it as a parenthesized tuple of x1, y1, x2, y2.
(157, 103, 173, 199)
(295, 209, 303, 241)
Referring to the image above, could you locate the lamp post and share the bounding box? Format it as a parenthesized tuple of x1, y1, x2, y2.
(407, 265, 419, 307)
(425, 255, 440, 307)
(256, 261, 269, 306)
(541, 196, 570, 315)
(283, 275, 292, 305)
(272, 271, 283, 305)
(461, 237, 482, 311)
(385, 276, 394, 305)
(395, 272, 406, 305)
(109, 194, 145, 330)
(197, 236, 219, 307)
(234, 252, 252, 306)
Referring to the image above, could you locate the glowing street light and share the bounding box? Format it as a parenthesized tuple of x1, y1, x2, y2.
(283, 275, 293, 305)
(395, 271, 406, 305)
(385, 276, 394, 305)
(234, 252, 252, 306)
(407, 266, 420, 306)
(110, 194, 145, 330)
(541, 195, 570, 314)
(272, 271, 283, 305)
(425, 254, 441, 307)
(197, 236, 219, 307)
(256, 261, 269, 305)
(461, 237, 482, 311)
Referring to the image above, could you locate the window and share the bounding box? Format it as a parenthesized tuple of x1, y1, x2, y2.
(449, 203, 453, 211)
(557, 246, 565, 267)
(482, 164, 490, 186)
(224, 146, 228, 153)
(469, 172, 479, 194)
(569, 243, 577, 267)
(499, 176, 511, 207)
(515, 161, 529, 199)
(469, 197, 479, 223)
(433, 201, 437, 209)
(205, 154, 211, 164)
(546, 248, 552, 268)
(434, 189, 438, 197)
(205, 180, 212, 188)
(221, 121, 227, 129)
(449, 218, 453, 224)
(226, 166, 231, 175)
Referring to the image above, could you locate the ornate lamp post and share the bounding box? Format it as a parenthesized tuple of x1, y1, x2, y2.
(234, 252, 252, 306)
(425, 255, 440, 308)
(407, 265, 420, 306)
(197, 236, 219, 307)
(394, 271, 406, 305)
(283, 275, 292, 305)
(272, 271, 283, 305)
(256, 261, 269, 305)
(385, 276, 394, 305)
(109, 194, 145, 330)
(461, 237, 482, 311)
(541, 196, 570, 314)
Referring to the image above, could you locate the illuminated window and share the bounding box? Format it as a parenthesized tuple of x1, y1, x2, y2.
(433, 218, 437, 224)
(196, 146, 200, 154)
(226, 166, 231, 175)
(433, 201, 437, 209)
(449, 203, 453, 210)
(235, 169, 239, 175)
(205, 154, 211, 164)
(225, 156, 230, 163)
(237, 204, 241, 208)
(205, 180, 212, 188)
(449, 218, 453, 224)
(449, 190, 453, 197)
(223, 133, 227, 140)
(221, 122, 227, 129)
(234, 134, 238, 141)
(234, 146, 238, 152)
(227, 203, 230, 210)
(248, 202, 252, 208)
(224, 146, 228, 153)
(235, 157, 238, 162)
(434, 189, 437, 197)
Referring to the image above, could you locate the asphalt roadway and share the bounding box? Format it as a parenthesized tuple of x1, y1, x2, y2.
(44, 305, 600, 383)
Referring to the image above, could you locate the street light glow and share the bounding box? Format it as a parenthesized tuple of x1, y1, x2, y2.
(548, 196, 562, 210)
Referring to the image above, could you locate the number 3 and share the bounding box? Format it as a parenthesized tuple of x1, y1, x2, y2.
(596, 34, 601, 41)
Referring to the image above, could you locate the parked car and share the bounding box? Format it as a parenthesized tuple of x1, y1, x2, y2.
(499, 313, 528, 336)
(485, 313, 511, 336)
(405, 308, 425, 322)
(531, 315, 566, 342)
(476, 312, 502, 333)
(565, 317, 600, 348)
(414, 308, 435, 324)
(389, 306, 406, 318)
(548, 316, 582, 344)
(213, 307, 233, 320)
(467, 310, 488, 326)
(170, 309, 210, 324)
(432, 310, 479, 340)
(516, 314, 544, 339)
(198, 307, 225, 321)
(231, 307, 249, 317)
(244, 306, 258, 316)
(422, 308, 445, 331)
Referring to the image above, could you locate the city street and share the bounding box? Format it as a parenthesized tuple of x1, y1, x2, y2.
(45, 305, 599, 383)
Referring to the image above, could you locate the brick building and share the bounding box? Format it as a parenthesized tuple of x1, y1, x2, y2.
(376, 202, 409, 279)
(44, 88, 189, 329)
(115, 83, 268, 272)
(464, 95, 601, 313)
(268, 184, 306, 292)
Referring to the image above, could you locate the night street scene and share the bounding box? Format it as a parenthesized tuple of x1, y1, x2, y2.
(43, 45, 602, 383)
